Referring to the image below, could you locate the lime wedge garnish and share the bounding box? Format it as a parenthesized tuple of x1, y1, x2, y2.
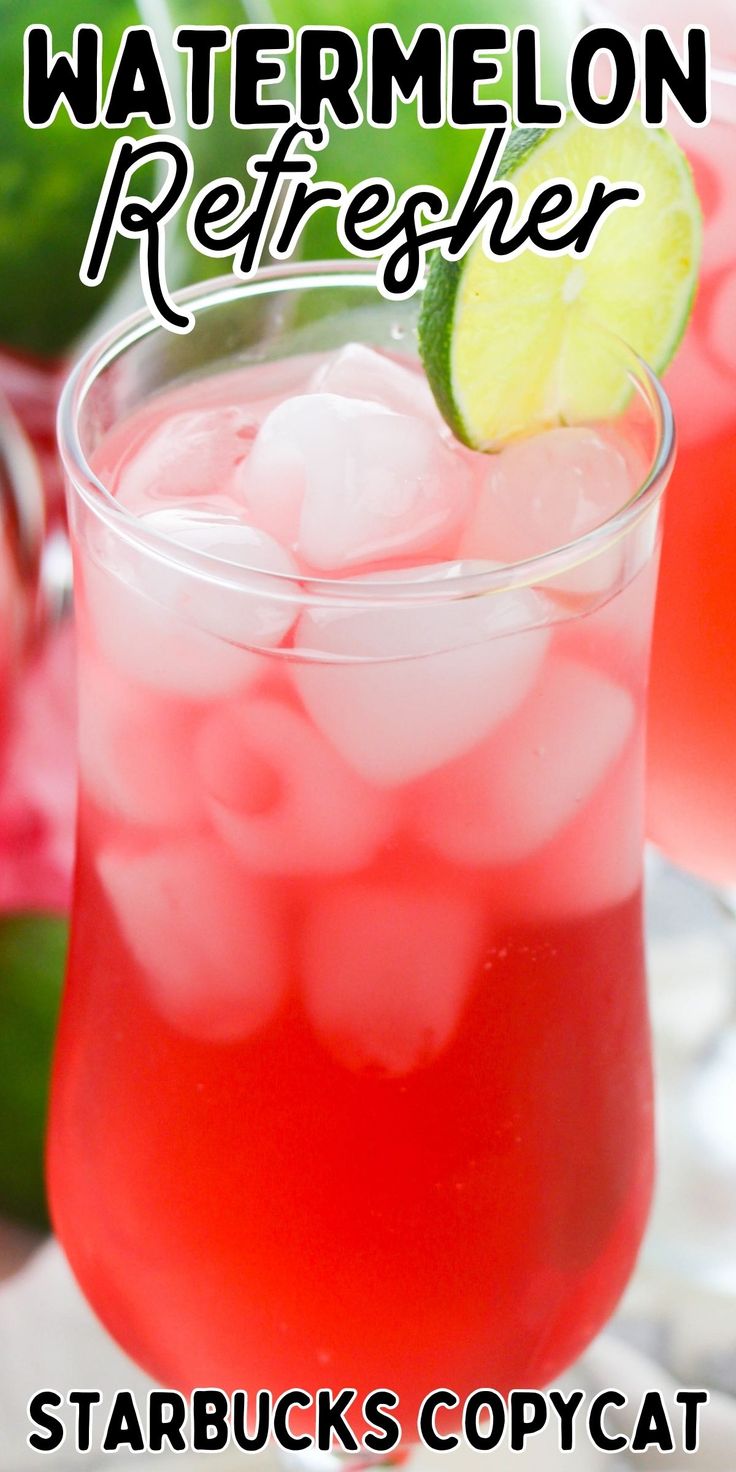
(418, 115, 701, 448)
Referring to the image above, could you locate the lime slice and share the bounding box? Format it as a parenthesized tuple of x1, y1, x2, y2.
(418, 115, 701, 448)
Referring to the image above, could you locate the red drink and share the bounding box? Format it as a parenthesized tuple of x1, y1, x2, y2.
(590, 4, 736, 888)
(51, 270, 671, 1418)
(649, 74, 736, 885)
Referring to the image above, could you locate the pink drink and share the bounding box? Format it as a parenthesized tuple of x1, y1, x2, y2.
(591, 0, 736, 887)
(650, 61, 736, 884)
(50, 274, 669, 1419)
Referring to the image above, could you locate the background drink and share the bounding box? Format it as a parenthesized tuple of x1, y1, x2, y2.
(589, 0, 736, 887)
(582, 0, 736, 1307)
(0, 397, 43, 757)
(50, 270, 670, 1420)
(648, 73, 736, 885)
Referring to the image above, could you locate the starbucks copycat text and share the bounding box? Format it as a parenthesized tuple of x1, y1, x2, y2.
(28, 1385, 709, 1456)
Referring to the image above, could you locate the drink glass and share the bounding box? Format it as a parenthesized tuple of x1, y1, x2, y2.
(585, 0, 736, 1295)
(0, 395, 43, 753)
(648, 55, 736, 884)
(585, 0, 736, 884)
(51, 264, 672, 1427)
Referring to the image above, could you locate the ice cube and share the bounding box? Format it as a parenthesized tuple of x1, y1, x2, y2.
(583, 554, 659, 663)
(97, 839, 286, 1042)
(514, 736, 644, 921)
(301, 881, 485, 1075)
(236, 393, 471, 571)
(461, 427, 641, 597)
(416, 656, 634, 868)
(81, 546, 261, 700)
(197, 692, 393, 874)
(293, 569, 550, 785)
(108, 406, 258, 516)
(78, 656, 202, 829)
(310, 343, 437, 420)
(139, 508, 299, 647)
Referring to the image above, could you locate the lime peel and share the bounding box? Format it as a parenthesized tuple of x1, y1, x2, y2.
(418, 115, 702, 449)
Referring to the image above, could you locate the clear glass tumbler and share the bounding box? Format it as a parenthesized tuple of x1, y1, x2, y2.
(51, 265, 672, 1433)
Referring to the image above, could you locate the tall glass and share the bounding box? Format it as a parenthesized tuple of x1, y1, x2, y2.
(0, 395, 43, 752)
(642, 14, 736, 885)
(585, 0, 736, 1294)
(50, 266, 672, 1421)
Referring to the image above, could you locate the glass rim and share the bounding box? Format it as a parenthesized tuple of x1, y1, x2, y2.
(583, 1, 736, 85)
(57, 260, 675, 608)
